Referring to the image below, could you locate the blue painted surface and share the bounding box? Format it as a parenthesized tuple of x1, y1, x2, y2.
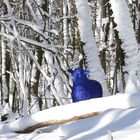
(68, 68, 103, 102)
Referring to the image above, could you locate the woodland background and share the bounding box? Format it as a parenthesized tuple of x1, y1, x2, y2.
(0, 0, 140, 117)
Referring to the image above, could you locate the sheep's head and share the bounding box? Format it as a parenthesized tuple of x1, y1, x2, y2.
(68, 68, 90, 83)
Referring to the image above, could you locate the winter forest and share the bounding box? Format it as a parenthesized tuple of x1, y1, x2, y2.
(0, 0, 140, 139)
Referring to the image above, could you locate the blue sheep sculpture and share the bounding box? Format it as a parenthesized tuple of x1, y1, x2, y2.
(68, 68, 103, 102)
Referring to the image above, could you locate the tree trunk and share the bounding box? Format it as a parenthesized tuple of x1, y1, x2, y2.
(75, 0, 109, 96)
(1, 27, 8, 104)
(110, 0, 140, 93)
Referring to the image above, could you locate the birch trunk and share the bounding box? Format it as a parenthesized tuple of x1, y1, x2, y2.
(75, 0, 108, 96)
(110, 0, 140, 93)
(136, 0, 140, 43)
(63, 0, 69, 48)
(1, 26, 8, 104)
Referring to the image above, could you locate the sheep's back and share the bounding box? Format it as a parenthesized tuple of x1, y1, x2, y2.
(72, 79, 102, 102)
(72, 85, 91, 102)
(87, 80, 103, 97)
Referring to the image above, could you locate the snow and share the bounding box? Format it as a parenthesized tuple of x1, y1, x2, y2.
(59, 108, 140, 140)
(1, 93, 140, 139)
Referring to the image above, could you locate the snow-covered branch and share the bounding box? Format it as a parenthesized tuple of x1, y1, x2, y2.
(0, 32, 57, 53)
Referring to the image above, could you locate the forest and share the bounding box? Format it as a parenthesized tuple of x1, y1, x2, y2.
(0, 0, 140, 126)
(0, 0, 140, 139)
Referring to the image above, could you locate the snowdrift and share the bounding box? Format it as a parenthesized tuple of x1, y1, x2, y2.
(6, 92, 140, 133)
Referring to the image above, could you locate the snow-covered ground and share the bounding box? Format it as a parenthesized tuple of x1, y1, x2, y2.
(1, 93, 140, 140)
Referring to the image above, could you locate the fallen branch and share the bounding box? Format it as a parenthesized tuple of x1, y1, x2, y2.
(17, 111, 101, 133)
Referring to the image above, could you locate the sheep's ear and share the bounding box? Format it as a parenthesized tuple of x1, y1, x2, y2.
(68, 69, 73, 74)
(84, 70, 90, 75)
